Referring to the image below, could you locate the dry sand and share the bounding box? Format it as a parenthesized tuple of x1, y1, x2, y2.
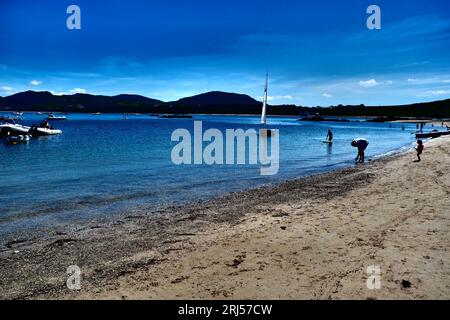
(1, 136, 449, 299)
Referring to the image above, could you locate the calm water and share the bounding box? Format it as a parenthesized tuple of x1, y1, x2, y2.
(0, 113, 419, 235)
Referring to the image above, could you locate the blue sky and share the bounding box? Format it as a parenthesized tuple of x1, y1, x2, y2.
(1, 0, 450, 106)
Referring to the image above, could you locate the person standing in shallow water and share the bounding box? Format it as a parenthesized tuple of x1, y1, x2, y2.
(326, 129, 333, 143)
(351, 138, 369, 163)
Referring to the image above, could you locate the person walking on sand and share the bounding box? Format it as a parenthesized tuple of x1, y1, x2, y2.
(415, 140, 424, 162)
(326, 129, 333, 143)
(351, 138, 369, 163)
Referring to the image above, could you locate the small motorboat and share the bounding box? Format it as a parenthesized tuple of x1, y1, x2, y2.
(0, 121, 31, 137)
(415, 131, 450, 139)
(11, 111, 24, 116)
(1, 115, 15, 122)
(6, 134, 31, 144)
(29, 126, 62, 136)
(28, 119, 63, 136)
(46, 114, 67, 121)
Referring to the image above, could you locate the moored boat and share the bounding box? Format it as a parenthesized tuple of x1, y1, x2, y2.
(46, 114, 67, 121)
(260, 73, 272, 136)
(1, 115, 15, 122)
(29, 127, 63, 136)
(0, 121, 31, 136)
(28, 119, 63, 136)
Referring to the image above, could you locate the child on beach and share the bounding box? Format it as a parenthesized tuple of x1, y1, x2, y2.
(415, 140, 424, 162)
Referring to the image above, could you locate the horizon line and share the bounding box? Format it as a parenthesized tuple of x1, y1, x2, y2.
(1, 89, 449, 108)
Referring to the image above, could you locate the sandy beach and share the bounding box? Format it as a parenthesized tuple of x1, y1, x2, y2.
(1, 136, 449, 300)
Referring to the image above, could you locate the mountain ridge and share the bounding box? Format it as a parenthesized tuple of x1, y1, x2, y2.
(0, 90, 449, 117)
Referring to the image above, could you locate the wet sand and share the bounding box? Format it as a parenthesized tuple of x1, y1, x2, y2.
(1, 136, 449, 299)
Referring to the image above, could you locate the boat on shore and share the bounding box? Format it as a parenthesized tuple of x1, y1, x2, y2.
(416, 130, 450, 139)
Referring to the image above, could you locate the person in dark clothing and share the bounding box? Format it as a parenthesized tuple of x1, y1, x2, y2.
(40, 120, 50, 128)
(326, 129, 333, 143)
(351, 138, 369, 163)
(415, 140, 424, 162)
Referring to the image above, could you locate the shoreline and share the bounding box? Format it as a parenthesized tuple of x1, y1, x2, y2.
(0, 136, 417, 241)
(1, 136, 449, 299)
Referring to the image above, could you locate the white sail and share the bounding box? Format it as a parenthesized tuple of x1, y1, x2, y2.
(260, 73, 268, 125)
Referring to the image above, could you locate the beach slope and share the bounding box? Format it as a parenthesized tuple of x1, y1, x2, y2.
(1, 137, 449, 299)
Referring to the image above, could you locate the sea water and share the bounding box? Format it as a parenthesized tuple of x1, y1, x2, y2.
(0, 113, 419, 236)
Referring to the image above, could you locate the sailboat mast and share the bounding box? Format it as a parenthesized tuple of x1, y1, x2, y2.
(260, 73, 268, 125)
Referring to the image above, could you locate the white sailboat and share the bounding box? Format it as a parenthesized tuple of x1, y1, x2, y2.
(260, 72, 268, 125)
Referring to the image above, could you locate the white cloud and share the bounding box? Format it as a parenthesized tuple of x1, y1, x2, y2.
(259, 95, 293, 101)
(69, 88, 87, 94)
(359, 79, 378, 87)
(443, 80, 450, 83)
(50, 91, 68, 96)
(322, 93, 332, 98)
(0, 86, 16, 95)
(387, 80, 393, 84)
(426, 90, 450, 96)
(269, 95, 292, 101)
(30, 80, 42, 86)
(407, 78, 416, 82)
(1, 86, 14, 91)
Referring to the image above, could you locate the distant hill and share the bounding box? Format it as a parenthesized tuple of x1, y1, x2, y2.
(319, 99, 450, 118)
(167, 91, 299, 115)
(0, 90, 300, 115)
(0, 91, 164, 113)
(173, 91, 260, 106)
(0, 90, 449, 118)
